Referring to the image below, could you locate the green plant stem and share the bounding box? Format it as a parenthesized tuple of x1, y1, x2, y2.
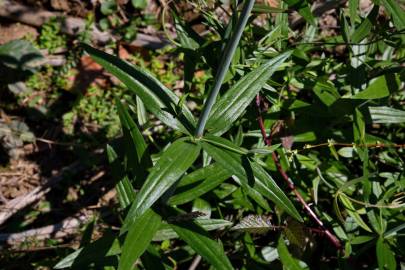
(195, 0, 255, 137)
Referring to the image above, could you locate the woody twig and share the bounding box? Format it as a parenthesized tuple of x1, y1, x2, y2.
(255, 95, 342, 250)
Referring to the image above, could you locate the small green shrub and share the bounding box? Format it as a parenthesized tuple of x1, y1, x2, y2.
(55, 0, 405, 269)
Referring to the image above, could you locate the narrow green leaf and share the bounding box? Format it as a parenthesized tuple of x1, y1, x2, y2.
(172, 13, 201, 50)
(368, 106, 405, 123)
(351, 5, 379, 43)
(252, 4, 287, 13)
(250, 161, 302, 221)
(353, 108, 365, 143)
(195, 0, 255, 137)
(376, 237, 397, 270)
(54, 232, 120, 269)
(176, 163, 224, 188)
(119, 210, 162, 270)
(82, 44, 195, 134)
(381, 0, 405, 33)
(339, 194, 372, 232)
(384, 223, 405, 239)
(202, 135, 248, 155)
(106, 145, 135, 208)
(153, 219, 232, 241)
(121, 139, 200, 233)
(206, 51, 292, 135)
(284, 0, 315, 25)
(169, 220, 234, 270)
(169, 165, 230, 205)
(200, 137, 302, 221)
(349, 0, 359, 24)
(136, 96, 147, 126)
(248, 144, 281, 155)
(277, 236, 306, 270)
(116, 99, 152, 183)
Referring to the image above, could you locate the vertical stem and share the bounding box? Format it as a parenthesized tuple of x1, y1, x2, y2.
(255, 95, 342, 250)
(195, 0, 255, 137)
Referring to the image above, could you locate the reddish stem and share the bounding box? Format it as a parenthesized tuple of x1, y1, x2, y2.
(255, 95, 342, 250)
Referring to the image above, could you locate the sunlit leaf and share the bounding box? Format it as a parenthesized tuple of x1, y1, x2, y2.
(206, 51, 292, 135)
(82, 44, 195, 134)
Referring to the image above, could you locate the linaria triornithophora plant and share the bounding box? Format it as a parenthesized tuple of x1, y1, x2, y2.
(55, 0, 405, 269)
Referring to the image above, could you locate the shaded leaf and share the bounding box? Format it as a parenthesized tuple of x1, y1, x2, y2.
(54, 232, 120, 269)
(153, 219, 232, 241)
(169, 165, 230, 205)
(338, 194, 372, 232)
(169, 220, 233, 270)
(277, 236, 306, 270)
(119, 210, 162, 270)
(106, 145, 135, 208)
(351, 76, 391, 99)
(200, 136, 302, 221)
(121, 139, 200, 233)
(351, 5, 379, 43)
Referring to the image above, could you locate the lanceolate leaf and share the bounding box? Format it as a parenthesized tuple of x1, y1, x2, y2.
(202, 135, 248, 155)
(376, 237, 397, 270)
(82, 44, 195, 134)
(200, 136, 302, 221)
(121, 139, 200, 233)
(176, 163, 225, 187)
(283, 0, 315, 26)
(168, 164, 230, 205)
(54, 232, 121, 269)
(351, 5, 379, 43)
(277, 236, 306, 270)
(381, 0, 405, 37)
(250, 161, 302, 221)
(106, 145, 135, 208)
(116, 99, 152, 185)
(338, 194, 372, 232)
(368, 106, 405, 123)
(153, 219, 233, 241)
(169, 220, 234, 270)
(206, 51, 292, 135)
(119, 210, 162, 270)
